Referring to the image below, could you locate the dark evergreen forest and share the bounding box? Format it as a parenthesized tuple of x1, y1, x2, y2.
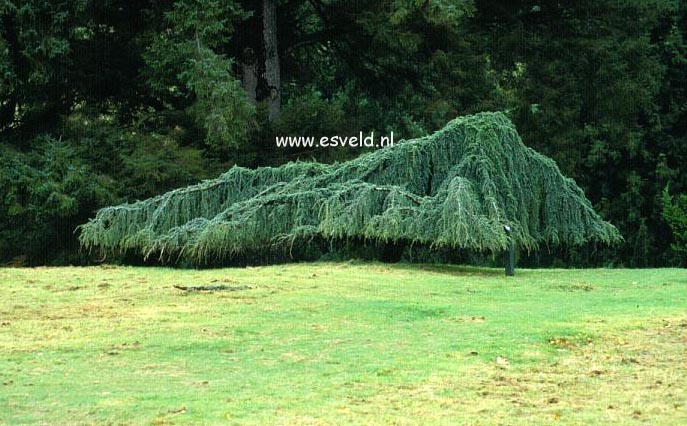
(1, 0, 686, 266)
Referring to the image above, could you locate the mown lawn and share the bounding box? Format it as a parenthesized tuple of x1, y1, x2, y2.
(0, 263, 685, 425)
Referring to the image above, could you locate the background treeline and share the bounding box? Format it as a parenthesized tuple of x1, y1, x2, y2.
(0, 0, 685, 266)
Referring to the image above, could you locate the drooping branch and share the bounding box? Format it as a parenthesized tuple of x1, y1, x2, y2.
(79, 112, 622, 265)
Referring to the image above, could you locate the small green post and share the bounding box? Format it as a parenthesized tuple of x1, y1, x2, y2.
(504, 225, 515, 276)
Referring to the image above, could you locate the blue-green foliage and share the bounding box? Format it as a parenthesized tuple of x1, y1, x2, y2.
(80, 112, 621, 265)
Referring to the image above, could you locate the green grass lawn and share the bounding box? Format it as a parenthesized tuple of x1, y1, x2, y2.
(0, 263, 685, 425)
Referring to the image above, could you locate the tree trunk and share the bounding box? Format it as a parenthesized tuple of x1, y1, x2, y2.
(262, 0, 281, 122)
(240, 47, 258, 103)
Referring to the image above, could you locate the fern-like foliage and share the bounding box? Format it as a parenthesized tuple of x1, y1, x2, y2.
(79, 112, 621, 264)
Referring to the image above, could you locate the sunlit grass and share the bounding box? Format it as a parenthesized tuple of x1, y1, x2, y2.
(1, 263, 685, 425)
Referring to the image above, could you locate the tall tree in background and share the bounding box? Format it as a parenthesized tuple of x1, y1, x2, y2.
(262, 0, 280, 121)
(233, 0, 282, 120)
(0, 0, 88, 139)
(143, 0, 255, 154)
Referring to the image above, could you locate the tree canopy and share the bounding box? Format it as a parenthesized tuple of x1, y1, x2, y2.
(79, 112, 621, 265)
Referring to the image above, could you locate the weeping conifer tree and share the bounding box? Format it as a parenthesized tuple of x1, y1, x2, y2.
(79, 112, 621, 265)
